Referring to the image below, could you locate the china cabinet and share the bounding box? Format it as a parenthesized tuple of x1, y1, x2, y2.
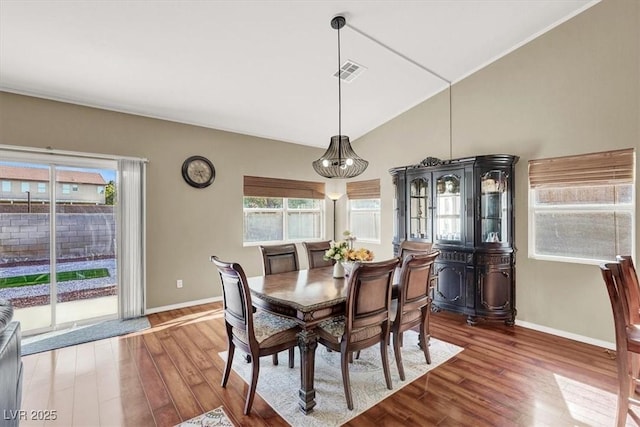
(390, 154, 519, 325)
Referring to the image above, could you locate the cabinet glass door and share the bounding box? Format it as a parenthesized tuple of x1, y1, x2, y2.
(392, 175, 399, 243)
(480, 170, 508, 243)
(435, 173, 462, 241)
(408, 177, 430, 240)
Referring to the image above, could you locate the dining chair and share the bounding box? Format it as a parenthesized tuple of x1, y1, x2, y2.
(211, 256, 300, 415)
(302, 240, 334, 269)
(617, 255, 640, 324)
(391, 250, 440, 380)
(398, 240, 433, 260)
(316, 257, 400, 410)
(259, 244, 298, 365)
(600, 260, 640, 426)
(259, 244, 299, 275)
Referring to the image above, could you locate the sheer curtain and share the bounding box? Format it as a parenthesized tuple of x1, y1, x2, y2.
(117, 159, 146, 319)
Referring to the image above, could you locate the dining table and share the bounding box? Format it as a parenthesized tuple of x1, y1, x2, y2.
(246, 265, 348, 414)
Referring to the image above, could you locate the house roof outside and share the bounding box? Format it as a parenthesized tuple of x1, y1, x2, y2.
(0, 165, 106, 185)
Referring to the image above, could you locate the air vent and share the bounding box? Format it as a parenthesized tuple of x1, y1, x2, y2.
(333, 60, 367, 83)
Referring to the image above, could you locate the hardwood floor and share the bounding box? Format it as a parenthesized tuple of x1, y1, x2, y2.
(19, 302, 626, 426)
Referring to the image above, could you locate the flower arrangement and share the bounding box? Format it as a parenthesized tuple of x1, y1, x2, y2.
(340, 231, 374, 261)
(324, 231, 375, 268)
(324, 240, 350, 261)
(346, 247, 374, 262)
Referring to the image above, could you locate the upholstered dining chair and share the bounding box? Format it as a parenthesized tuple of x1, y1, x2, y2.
(398, 240, 433, 260)
(259, 244, 299, 275)
(259, 244, 298, 365)
(211, 256, 300, 415)
(316, 257, 400, 410)
(600, 260, 640, 427)
(391, 250, 440, 380)
(302, 240, 333, 269)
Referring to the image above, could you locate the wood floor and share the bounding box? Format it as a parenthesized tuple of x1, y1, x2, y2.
(19, 302, 627, 426)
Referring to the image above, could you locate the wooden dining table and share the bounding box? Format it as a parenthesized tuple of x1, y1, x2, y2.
(246, 266, 348, 414)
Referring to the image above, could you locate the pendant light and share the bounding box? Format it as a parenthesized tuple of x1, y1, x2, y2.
(312, 16, 368, 179)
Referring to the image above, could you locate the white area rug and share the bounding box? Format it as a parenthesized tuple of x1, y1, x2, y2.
(175, 406, 234, 426)
(220, 331, 463, 426)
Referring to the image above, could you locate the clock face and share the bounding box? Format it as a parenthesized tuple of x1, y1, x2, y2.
(182, 156, 215, 188)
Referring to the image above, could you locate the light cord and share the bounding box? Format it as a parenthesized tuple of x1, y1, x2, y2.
(344, 21, 454, 159)
(337, 22, 343, 164)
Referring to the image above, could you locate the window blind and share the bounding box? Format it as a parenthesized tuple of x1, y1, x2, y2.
(346, 179, 380, 199)
(528, 148, 634, 188)
(243, 176, 325, 199)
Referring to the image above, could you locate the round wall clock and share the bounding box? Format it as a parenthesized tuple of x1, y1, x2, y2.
(181, 155, 215, 188)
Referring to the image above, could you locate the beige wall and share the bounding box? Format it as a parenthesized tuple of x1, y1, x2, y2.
(354, 0, 639, 343)
(0, 92, 336, 309)
(0, 0, 637, 342)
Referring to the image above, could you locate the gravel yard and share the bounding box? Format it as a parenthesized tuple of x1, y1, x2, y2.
(0, 259, 116, 308)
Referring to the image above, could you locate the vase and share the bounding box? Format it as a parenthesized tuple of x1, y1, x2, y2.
(333, 261, 345, 278)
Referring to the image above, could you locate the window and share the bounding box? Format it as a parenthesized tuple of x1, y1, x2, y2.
(21, 182, 30, 192)
(97, 186, 105, 194)
(62, 184, 70, 194)
(243, 176, 325, 244)
(528, 148, 634, 264)
(243, 197, 322, 243)
(1, 181, 10, 192)
(347, 179, 381, 242)
(72, 184, 79, 192)
(37, 182, 46, 193)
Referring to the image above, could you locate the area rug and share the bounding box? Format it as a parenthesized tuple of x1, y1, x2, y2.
(175, 406, 235, 427)
(21, 316, 150, 356)
(219, 331, 463, 426)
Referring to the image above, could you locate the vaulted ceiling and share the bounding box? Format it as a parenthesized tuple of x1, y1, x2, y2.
(0, 0, 599, 147)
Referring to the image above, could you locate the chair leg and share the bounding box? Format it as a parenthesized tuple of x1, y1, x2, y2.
(393, 331, 405, 381)
(288, 347, 295, 368)
(381, 333, 393, 390)
(221, 342, 235, 388)
(420, 317, 432, 365)
(272, 353, 279, 365)
(614, 350, 633, 427)
(244, 350, 260, 415)
(340, 348, 354, 410)
(616, 352, 637, 427)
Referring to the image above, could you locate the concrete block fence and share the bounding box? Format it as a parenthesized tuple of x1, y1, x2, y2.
(0, 212, 115, 265)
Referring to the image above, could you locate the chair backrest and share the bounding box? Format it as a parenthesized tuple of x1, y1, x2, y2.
(617, 255, 640, 324)
(600, 261, 633, 360)
(211, 256, 257, 349)
(344, 258, 400, 340)
(398, 240, 433, 261)
(302, 241, 333, 269)
(395, 251, 440, 323)
(259, 244, 299, 275)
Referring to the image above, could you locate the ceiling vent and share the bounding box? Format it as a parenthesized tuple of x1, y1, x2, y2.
(333, 60, 367, 83)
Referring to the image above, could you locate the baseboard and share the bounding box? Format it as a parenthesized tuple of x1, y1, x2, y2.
(144, 299, 615, 350)
(516, 319, 615, 350)
(145, 296, 223, 315)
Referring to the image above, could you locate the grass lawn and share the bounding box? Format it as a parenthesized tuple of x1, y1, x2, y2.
(0, 268, 110, 289)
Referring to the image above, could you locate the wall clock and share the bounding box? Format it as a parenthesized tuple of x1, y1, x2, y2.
(181, 155, 215, 188)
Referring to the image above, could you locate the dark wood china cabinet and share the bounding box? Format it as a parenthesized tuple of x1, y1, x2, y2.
(390, 155, 519, 325)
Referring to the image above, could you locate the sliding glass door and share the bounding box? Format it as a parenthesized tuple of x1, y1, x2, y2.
(0, 157, 119, 334)
(53, 164, 118, 328)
